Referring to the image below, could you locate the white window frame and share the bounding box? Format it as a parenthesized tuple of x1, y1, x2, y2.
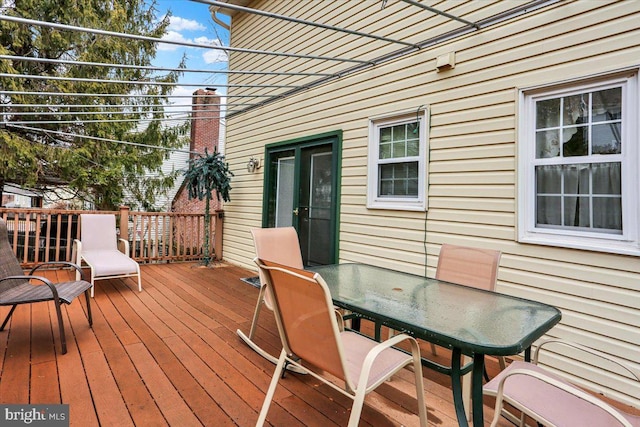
(367, 108, 429, 211)
(518, 71, 640, 255)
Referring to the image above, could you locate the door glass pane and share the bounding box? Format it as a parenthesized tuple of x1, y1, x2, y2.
(275, 157, 295, 227)
(307, 152, 332, 265)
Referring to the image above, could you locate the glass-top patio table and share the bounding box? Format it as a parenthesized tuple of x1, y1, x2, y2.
(309, 263, 562, 427)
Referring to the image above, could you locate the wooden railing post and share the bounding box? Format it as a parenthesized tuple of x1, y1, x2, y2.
(214, 210, 224, 261)
(119, 206, 130, 241)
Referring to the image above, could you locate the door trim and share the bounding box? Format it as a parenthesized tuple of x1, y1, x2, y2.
(261, 130, 342, 264)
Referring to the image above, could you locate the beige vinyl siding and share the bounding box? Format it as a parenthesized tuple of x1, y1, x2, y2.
(221, 0, 640, 408)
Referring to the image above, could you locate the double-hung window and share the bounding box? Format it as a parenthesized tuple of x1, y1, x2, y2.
(367, 109, 428, 211)
(518, 72, 639, 255)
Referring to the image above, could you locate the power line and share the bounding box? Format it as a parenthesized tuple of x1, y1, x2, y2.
(0, 15, 370, 64)
(0, 90, 274, 98)
(5, 114, 230, 125)
(5, 102, 249, 108)
(2, 109, 232, 117)
(0, 54, 332, 77)
(7, 124, 198, 154)
(0, 72, 299, 88)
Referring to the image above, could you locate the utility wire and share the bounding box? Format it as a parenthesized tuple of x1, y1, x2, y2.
(6, 115, 229, 125)
(0, 90, 273, 98)
(7, 124, 199, 154)
(0, 15, 371, 64)
(0, 72, 299, 88)
(0, 54, 332, 77)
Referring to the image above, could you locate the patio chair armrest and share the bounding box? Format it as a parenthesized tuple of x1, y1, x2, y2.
(0, 275, 60, 300)
(358, 333, 421, 392)
(492, 368, 634, 427)
(334, 309, 345, 331)
(29, 262, 87, 281)
(534, 339, 640, 382)
(118, 238, 130, 255)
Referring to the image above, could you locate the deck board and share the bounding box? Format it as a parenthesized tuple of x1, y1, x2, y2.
(0, 262, 546, 426)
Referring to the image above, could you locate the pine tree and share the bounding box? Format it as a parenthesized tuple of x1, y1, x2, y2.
(0, 0, 188, 210)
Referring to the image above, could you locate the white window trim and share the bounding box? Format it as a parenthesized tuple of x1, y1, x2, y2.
(517, 71, 640, 256)
(367, 108, 429, 211)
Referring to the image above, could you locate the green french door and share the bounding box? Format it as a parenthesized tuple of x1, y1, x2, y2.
(263, 132, 341, 266)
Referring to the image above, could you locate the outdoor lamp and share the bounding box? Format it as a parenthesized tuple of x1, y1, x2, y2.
(247, 157, 261, 173)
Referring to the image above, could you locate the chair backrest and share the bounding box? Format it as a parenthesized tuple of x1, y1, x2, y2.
(0, 218, 30, 293)
(250, 227, 304, 309)
(436, 244, 501, 291)
(256, 258, 351, 387)
(250, 227, 303, 270)
(80, 214, 118, 251)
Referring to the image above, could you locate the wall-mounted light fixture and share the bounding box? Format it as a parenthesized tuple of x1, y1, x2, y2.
(247, 157, 261, 173)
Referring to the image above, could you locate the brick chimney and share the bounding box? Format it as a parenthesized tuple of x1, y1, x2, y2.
(190, 88, 220, 156)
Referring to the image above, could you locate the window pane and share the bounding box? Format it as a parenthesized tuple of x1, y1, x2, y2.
(592, 162, 621, 195)
(593, 197, 622, 231)
(380, 127, 392, 143)
(536, 165, 562, 194)
(592, 123, 621, 154)
(563, 126, 588, 156)
(536, 130, 561, 158)
(563, 164, 589, 195)
(379, 142, 391, 159)
(378, 162, 418, 198)
(536, 98, 560, 128)
(537, 196, 561, 225)
(563, 196, 590, 227)
(562, 93, 588, 126)
(592, 87, 622, 121)
(392, 124, 406, 141)
(392, 141, 407, 157)
(407, 139, 419, 156)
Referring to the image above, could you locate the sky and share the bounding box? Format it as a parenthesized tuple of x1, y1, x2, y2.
(150, 0, 231, 111)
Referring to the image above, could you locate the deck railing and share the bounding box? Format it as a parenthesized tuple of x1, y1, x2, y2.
(0, 207, 223, 267)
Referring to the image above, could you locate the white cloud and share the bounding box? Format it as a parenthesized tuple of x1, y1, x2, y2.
(168, 16, 206, 32)
(203, 49, 228, 64)
(193, 37, 228, 63)
(158, 30, 192, 51)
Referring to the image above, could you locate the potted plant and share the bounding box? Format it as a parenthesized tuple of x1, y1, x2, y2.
(184, 147, 233, 266)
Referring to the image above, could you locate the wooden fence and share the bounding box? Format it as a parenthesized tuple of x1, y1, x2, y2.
(0, 207, 223, 267)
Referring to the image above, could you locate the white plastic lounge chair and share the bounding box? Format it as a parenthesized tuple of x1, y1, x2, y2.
(254, 258, 428, 427)
(74, 214, 141, 297)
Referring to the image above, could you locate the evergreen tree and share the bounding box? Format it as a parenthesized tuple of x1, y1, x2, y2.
(0, 0, 188, 210)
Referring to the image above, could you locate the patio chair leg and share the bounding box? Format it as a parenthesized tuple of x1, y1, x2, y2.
(256, 349, 287, 427)
(85, 290, 93, 326)
(347, 388, 367, 427)
(54, 300, 67, 354)
(0, 305, 17, 331)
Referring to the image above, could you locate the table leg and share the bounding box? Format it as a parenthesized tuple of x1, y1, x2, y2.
(450, 348, 469, 427)
(471, 353, 485, 427)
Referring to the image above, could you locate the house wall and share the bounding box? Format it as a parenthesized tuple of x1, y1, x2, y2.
(221, 0, 640, 408)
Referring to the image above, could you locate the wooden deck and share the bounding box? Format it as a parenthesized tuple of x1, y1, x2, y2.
(0, 262, 517, 426)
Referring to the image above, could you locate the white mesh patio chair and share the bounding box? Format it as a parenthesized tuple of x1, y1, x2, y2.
(74, 214, 141, 297)
(254, 258, 428, 427)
